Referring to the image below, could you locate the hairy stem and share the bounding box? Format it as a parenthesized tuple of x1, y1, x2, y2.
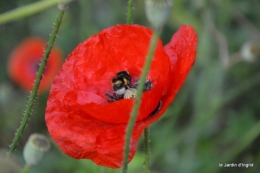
(126, 0, 133, 24)
(121, 31, 160, 173)
(0, 0, 72, 24)
(144, 128, 150, 173)
(8, 4, 66, 157)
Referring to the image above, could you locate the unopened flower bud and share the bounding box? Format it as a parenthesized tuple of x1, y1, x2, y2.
(23, 133, 50, 166)
(240, 41, 260, 63)
(145, 0, 173, 30)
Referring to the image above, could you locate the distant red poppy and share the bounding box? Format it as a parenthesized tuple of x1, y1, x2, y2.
(45, 24, 198, 168)
(8, 37, 63, 93)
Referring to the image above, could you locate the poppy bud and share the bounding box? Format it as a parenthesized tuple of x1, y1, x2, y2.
(145, 0, 173, 30)
(23, 133, 50, 166)
(240, 41, 260, 63)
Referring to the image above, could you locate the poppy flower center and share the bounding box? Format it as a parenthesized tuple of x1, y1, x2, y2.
(31, 58, 49, 75)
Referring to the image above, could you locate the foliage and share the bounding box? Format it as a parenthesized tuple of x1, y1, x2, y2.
(0, 0, 260, 172)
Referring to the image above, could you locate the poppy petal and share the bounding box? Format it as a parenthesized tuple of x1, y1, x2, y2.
(50, 24, 170, 124)
(95, 124, 143, 168)
(164, 25, 198, 99)
(46, 99, 142, 168)
(139, 25, 198, 125)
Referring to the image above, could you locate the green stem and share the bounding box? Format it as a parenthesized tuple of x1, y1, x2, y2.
(0, 0, 72, 24)
(143, 128, 150, 173)
(121, 31, 160, 173)
(8, 4, 66, 157)
(126, 0, 133, 24)
(21, 165, 31, 173)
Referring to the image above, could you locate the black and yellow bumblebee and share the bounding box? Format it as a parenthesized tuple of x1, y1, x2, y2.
(112, 71, 132, 96)
(106, 70, 152, 102)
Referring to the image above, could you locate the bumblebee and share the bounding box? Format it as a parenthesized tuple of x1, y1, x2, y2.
(106, 70, 152, 102)
(112, 71, 132, 95)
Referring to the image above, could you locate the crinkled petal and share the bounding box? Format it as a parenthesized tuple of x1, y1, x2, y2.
(138, 25, 198, 125)
(51, 24, 170, 124)
(95, 124, 143, 168)
(164, 25, 198, 99)
(46, 100, 143, 168)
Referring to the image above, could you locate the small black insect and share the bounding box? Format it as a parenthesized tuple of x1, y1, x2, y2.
(112, 71, 132, 95)
(106, 70, 152, 102)
(106, 71, 131, 102)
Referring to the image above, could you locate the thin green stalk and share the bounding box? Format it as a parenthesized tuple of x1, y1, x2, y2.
(121, 31, 160, 173)
(0, 0, 72, 24)
(8, 4, 67, 157)
(21, 165, 31, 173)
(126, 0, 133, 24)
(144, 128, 150, 173)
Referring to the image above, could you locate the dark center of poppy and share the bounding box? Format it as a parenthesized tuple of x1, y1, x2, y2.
(31, 58, 49, 75)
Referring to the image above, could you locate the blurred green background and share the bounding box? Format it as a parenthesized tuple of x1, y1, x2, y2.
(1, 0, 260, 173)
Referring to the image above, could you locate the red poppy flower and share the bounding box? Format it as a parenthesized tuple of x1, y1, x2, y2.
(45, 24, 198, 168)
(8, 37, 63, 93)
